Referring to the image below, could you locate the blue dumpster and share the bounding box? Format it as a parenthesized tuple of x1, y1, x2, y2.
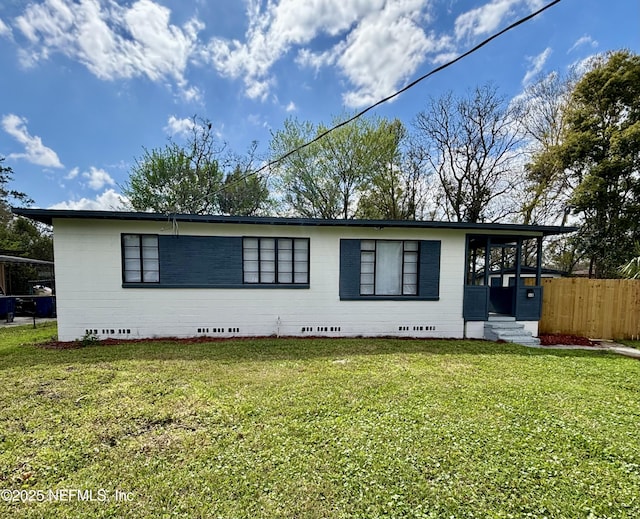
(34, 296, 56, 318)
(0, 297, 16, 319)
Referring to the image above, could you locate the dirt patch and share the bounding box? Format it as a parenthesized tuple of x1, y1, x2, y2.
(35, 335, 490, 350)
(35, 336, 237, 350)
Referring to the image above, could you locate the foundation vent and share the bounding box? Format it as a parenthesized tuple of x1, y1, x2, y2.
(85, 329, 131, 337)
(398, 325, 437, 332)
(301, 326, 342, 333)
(317, 326, 341, 332)
(196, 327, 240, 334)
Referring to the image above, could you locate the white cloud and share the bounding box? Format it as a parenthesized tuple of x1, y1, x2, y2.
(180, 85, 202, 103)
(12, 0, 203, 97)
(296, 43, 346, 71)
(1, 113, 64, 168)
(522, 47, 552, 86)
(209, 0, 453, 108)
(206, 0, 393, 100)
(334, 1, 451, 107)
(454, 0, 543, 41)
(569, 35, 598, 53)
(65, 167, 79, 180)
(49, 188, 127, 211)
(0, 18, 12, 39)
(82, 167, 115, 190)
(164, 116, 196, 137)
(285, 101, 297, 112)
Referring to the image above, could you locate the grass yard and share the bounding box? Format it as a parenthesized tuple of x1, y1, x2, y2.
(1, 323, 639, 519)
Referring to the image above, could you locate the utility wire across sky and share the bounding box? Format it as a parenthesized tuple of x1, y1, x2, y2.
(201, 0, 563, 207)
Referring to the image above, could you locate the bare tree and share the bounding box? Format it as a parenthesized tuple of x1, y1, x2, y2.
(412, 84, 524, 223)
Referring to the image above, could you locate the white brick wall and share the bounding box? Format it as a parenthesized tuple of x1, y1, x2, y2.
(53, 218, 471, 341)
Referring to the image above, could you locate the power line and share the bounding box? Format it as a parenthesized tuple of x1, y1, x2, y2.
(215, 0, 563, 201)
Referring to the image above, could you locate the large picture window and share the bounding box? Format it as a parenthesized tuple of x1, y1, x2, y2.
(243, 238, 309, 284)
(122, 234, 159, 283)
(360, 240, 418, 295)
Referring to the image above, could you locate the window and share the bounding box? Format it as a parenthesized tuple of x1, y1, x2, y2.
(122, 234, 159, 283)
(360, 240, 418, 296)
(243, 237, 309, 284)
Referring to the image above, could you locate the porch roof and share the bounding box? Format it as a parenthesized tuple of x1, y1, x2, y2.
(0, 255, 54, 266)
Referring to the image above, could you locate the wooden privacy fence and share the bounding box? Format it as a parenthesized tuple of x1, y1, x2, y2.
(537, 278, 640, 340)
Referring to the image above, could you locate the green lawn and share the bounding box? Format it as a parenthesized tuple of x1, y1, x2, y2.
(1, 323, 639, 519)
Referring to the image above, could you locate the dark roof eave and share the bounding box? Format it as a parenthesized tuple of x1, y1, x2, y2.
(12, 208, 578, 236)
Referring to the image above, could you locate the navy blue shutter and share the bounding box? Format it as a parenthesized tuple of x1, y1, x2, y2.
(159, 236, 243, 286)
(339, 239, 361, 299)
(463, 286, 489, 320)
(418, 240, 441, 299)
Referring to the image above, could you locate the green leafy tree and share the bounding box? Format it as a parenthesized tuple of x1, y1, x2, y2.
(515, 70, 578, 226)
(122, 118, 224, 214)
(619, 243, 640, 279)
(0, 157, 53, 293)
(514, 70, 585, 274)
(123, 117, 270, 215)
(270, 118, 340, 218)
(356, 120, 430, 220)
(270, 114, 415, 219)
(219, 165, 270, 216)
(1, 157, 32, 222)
(536, 51, 640, 278)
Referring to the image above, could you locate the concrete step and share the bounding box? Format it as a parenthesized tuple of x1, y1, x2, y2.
(486, 333, 541, 346)
(485, 333, 540, 344)
(489, 328, 530, 338)
(484, 321, 524, 330)
(484, 318, 540, 346)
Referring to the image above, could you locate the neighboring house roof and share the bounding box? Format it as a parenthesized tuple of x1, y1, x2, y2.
(489, 266, 568, 276)
(12, 208, 577, 237)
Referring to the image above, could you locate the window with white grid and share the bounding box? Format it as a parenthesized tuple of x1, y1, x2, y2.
(360, 240, 418, 296)
(243, 237, 309, 284)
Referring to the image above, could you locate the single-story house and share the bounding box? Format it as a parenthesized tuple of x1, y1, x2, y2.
(13, 208, 576, 343)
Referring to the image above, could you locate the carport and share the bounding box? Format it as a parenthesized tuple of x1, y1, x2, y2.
(0, 255, 55, 320)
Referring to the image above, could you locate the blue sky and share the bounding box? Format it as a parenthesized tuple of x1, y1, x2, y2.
(0, 0, 638, 211)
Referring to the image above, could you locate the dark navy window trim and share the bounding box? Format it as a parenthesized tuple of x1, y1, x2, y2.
(360, 239, 419, 296)
(121, 234, 159, 284)
(122, 234, 311, 289)
(340, 239, 440, 301)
